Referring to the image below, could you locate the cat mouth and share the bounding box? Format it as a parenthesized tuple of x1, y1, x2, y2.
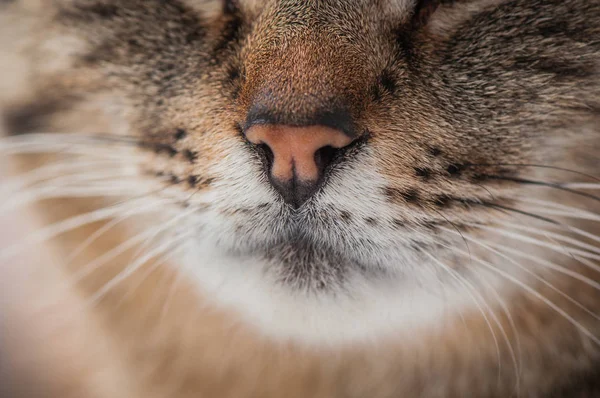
(247, 234, 375, 288)
(227, 212, 409, 279)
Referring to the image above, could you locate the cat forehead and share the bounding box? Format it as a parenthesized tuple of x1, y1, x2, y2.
(238, 0, 415, 11)
(184, 0, 415, 18)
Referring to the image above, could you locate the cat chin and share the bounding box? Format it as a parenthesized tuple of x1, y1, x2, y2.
(179, 238, 479, 344)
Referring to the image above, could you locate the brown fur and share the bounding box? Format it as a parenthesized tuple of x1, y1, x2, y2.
(1, 0, 600, 396)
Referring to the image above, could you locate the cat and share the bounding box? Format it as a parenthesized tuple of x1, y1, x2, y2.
(1, 0, 599, 396)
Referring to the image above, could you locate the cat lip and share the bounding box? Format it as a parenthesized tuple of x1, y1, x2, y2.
(245, 234, 369, 271)
(240, 220, 362, 258)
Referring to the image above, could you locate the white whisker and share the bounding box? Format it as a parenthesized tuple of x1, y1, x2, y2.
(467, 224, 600, 262)
(158, 265, 185, 323)
(0, 133, 140, 152)
(114, 245, 187, 324)
(0, 197, 173, 261)
(470, 266, 523, 385)
(86, 231, 191, 305)
(0, 182, 160, 213)
(498, 200, 600, 246)
(1, 169, 143, 197)
(561, 183, 600, 190)
(482, 240, 600, 293)
(118, 246, 181, 307)
(516, 197, 594, 212)
(440, 240, 600, 346)
(1, 143, 143, 159)
(521, 207, 600, 222)
(494, 221, 600, 256)
(0, 160, 127, 194)
(441, 228, 600, 322)
(63, 199, 169, 266)
(422, 249, 507, 384)
(516, 197, 600, 222)
(68, 205, 197, 284)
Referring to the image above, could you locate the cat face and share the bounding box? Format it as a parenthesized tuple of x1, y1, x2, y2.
(5, 0, 600, 341)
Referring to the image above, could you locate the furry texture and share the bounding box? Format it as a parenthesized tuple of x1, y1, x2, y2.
(1, 0, 600, 396)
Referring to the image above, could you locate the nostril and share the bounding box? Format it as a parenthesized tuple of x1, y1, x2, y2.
(314, 145, 340, 178)
(258, 144, 275, 163)
(257, 143, 274, 168)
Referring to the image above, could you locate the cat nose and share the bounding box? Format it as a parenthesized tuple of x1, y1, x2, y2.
(244, 124, 355, 208)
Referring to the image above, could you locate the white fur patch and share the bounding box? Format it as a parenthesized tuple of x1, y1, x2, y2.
(180, 237, 476, 344)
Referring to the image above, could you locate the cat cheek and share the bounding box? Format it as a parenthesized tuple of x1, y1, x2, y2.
(412, 0, 444, 28)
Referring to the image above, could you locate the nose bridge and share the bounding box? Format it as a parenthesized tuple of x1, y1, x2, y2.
(267, 38, 344, 94)
(241, 31, 366, 132)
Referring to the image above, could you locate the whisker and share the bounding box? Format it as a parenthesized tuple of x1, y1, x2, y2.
(0, 132, 141, 149)
(470, 201, 559, 225)
(562, 183, 600, 190)
(0, 197, 174, 261)
(569, 255, 600, 278)
(480, 175, 600, 203)
(116, 245, 189, 323)
(494, 221, 600, 256)
(470, 266, 523, 388)
(484, 199, 600, 247)
(441, 242, 600, 347)
(463, 163, 600, 183)
(432, 208, 472, 262)
(159, 267, 185, 323)
(515, 197, 595, 212)
(442, 228, 600, 322)
(422, 249, 510, 386)
(516, 197, 600, 222)
(19, 170, 143, 188)
(0, 180, 161, 213)
(67, 219, 177, 286)
(482, 240, 600, 294)
(65, 205, 198, 293)
(521, 207, 600, 223)
(1, 169, 142, 195)
(117, 245, 183, 307)
(0, 133, 172, 162)
(63, 199, 169, 266)
(0, 160, 127, 194)
(125, 192, 191, 265)
(470, 202, 600, 252)
(0, 141, 144, 158)
(466, 224, 600, 262)
(86, 232, 192, 305)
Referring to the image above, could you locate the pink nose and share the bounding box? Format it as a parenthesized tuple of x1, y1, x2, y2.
(245, 124, 354, 183)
